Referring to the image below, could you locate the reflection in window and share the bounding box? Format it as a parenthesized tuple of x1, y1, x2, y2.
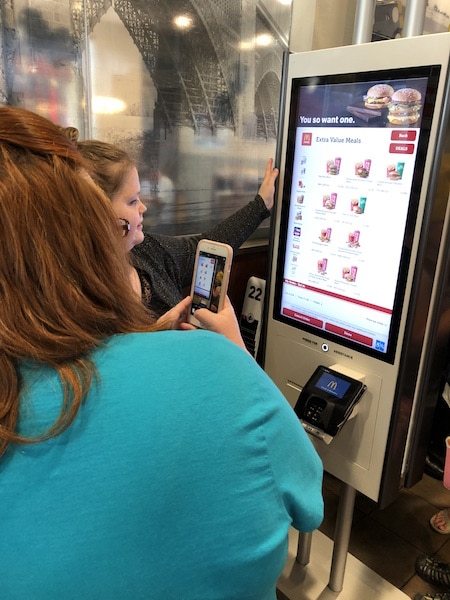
(0, 0, 291, 236)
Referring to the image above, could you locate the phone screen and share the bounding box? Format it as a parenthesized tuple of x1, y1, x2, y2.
(191, 250, 227, 314)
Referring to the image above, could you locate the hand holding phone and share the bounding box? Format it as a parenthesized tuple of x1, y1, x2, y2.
(157, 296, 192, 330)
(188, 239, 233, 328)
(188, 295, 248, 352)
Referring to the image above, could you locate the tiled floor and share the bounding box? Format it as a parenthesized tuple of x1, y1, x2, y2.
(278, 470, 450, 599)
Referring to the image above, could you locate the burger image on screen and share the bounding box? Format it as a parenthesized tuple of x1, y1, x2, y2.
(364, 83, 395, 109)
(387, 88, 422, 125)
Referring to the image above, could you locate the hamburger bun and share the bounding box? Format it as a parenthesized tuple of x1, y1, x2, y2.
(390, 88, 421, 104)
(364, 83, 395, 109)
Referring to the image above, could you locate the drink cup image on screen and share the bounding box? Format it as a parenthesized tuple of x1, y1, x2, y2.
(189, 240, 233, 327)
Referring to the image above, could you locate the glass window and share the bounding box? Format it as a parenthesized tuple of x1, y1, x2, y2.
(0, 0, 292, 236)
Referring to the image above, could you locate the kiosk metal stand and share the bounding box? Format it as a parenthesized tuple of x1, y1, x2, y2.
(296, 481, 356, 593)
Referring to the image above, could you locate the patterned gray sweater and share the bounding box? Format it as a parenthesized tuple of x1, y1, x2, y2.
(131, 195, 271, 317)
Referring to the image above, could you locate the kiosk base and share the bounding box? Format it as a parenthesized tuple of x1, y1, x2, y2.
(277, 528, 409, 599)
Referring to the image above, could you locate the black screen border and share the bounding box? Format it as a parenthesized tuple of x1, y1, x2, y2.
(273, 64, 442, 364)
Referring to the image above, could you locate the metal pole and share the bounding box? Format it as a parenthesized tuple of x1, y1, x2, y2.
(402, 0, 426, 38)
(296, 531, 312, 566)
(352, 0, 376, 44)
(82, 0, 93, 138)
(328, 483, 356, 592)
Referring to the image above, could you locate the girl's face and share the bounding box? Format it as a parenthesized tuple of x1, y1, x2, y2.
(111, 166, 147, 252)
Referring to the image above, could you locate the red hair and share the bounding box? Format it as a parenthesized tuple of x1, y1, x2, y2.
(0, 107, 162, 455)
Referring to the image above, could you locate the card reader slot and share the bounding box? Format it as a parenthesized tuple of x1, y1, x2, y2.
(294, 365, 367, 443)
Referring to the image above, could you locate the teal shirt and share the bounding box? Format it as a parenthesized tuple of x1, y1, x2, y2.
(1, 330, 323, 599)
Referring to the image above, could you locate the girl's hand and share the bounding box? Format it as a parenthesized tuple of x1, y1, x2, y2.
(157, 296, 192, 330)
(257, 158, 279, 211)
(187, 295, 249, 352)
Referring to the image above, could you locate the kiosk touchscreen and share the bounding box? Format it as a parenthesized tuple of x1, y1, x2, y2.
(264, 33, 450, 502)
(274, 64, 437, 363)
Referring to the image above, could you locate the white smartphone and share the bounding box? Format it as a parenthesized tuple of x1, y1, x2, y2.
(188, 239, 233, 327)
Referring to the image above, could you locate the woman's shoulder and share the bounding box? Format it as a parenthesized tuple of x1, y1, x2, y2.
(98, 330, 268, 390)
(132, 233, 200, 270)
(102, 329, 248, 359)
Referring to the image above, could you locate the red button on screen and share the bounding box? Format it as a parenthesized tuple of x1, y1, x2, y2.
(391, 130, 417, 142)
(389, 143, 415, 155)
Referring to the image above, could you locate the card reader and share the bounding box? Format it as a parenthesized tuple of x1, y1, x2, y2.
(294, 365, 367, 444)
